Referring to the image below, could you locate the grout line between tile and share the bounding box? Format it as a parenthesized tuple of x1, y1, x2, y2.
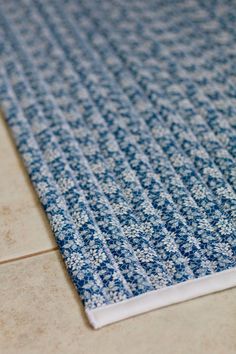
(0, 246, 58, 266)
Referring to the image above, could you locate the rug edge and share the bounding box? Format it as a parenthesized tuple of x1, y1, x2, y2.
(86, 267, 236, 329)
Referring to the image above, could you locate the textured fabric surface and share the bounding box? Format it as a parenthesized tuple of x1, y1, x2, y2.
(0, 0, 236, 324)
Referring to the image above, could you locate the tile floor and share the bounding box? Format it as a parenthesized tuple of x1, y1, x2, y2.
(0, 113, 236, 354)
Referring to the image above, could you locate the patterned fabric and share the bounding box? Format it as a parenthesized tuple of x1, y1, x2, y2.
(0, 0, 236, 314)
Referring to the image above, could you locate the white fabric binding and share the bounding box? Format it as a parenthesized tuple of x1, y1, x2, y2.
(86, 267, 236, 329)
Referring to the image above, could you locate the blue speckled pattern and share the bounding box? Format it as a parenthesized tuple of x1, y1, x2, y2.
(0, 0, 236, 313)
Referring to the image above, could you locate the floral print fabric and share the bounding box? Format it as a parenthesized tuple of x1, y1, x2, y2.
(0, 0, 236, 312)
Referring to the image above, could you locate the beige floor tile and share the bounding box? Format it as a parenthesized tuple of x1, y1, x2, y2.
(0, 113, 56, 262)
(0, 250, 236, 354)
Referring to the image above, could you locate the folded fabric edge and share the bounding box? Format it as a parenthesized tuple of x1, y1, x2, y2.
(86, 267, 236, 329)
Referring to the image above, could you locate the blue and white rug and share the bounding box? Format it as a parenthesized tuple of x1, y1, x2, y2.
(0, 0, 236, 328)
